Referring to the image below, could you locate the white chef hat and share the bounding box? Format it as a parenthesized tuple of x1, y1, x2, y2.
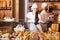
(41, 2, 48, 8)
(31, 3, 38, 9)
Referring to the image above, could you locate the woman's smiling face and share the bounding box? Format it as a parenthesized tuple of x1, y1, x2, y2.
(33, 8, 37, 11)
(32, 8, 38, 14)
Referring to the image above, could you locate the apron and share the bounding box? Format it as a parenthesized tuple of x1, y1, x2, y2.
(27, 22, 38, 32)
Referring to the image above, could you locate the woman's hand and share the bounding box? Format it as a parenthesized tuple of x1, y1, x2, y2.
(46, 15, 54, 20)
(49, 15, 54, 18)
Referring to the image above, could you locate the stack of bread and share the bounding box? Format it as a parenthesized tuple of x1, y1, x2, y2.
(29, 32, 40, 40)
(48, 24, 59, 33)
(23, 31, 30, 40)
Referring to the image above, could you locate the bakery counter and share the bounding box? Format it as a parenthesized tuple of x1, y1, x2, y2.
(0, 31, 60, 40)
(0, 22, 60, 40)
(0, 19, 15, 33)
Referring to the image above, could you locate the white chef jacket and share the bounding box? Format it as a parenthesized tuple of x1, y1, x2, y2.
(27, 12, 35, 22)
(38, 10, 49, 23)
(26, 12, 39, 32)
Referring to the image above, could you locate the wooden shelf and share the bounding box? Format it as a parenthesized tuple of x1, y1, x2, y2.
(0, 0, 11, 10)
(29, 0, 60, 2)
(0, 8, 11, 10)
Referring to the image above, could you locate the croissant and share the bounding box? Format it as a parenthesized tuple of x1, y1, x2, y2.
(2, 33, 10, 38)
(23, 31, 30, 40)
(30, 32, 40, 40)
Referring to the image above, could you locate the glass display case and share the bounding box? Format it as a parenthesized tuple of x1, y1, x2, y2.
(0, 21, 60, 40)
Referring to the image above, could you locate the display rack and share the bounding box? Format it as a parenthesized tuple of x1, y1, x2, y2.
(0, 0, 11, 10)
(29, 0, 60, 2)
(0, 0, 13, 33)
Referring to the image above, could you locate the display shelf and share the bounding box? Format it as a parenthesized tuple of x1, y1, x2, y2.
(0, 0, 11, 10)
(29, 0, 60, 2)
(0, 8, 11, 10)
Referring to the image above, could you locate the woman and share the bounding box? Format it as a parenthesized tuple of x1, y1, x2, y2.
(38, 3, 54, 32)
(26, 3, 42, 32)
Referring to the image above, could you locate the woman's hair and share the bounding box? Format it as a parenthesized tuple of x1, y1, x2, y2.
(28, 6, 32, 12)
(35, 11, 39, 25)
